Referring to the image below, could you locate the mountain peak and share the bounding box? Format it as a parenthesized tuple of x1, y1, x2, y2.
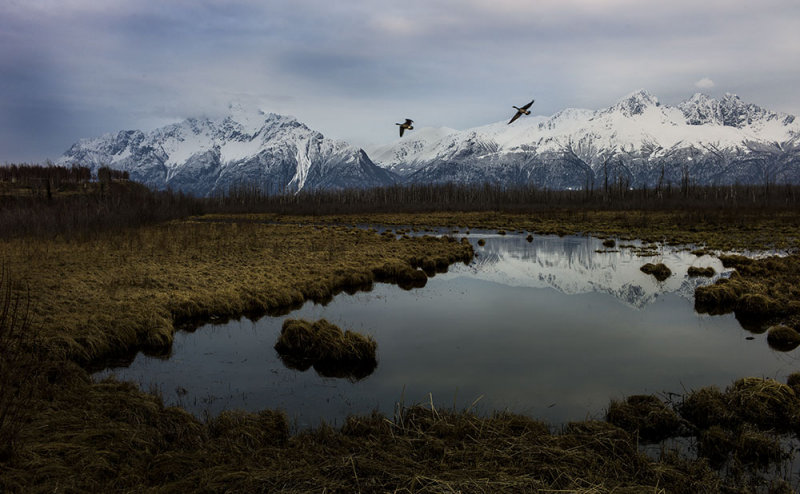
(613, 89, 660, 116)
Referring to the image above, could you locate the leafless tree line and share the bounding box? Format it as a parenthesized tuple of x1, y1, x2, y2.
(2, 163, 800, 238)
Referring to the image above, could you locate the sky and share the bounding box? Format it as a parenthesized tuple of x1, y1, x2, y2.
(2, 0, 799, 163)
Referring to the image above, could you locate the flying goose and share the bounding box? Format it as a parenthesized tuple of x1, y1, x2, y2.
(396, 118, 414, 137)
(508, 99, 534, 125)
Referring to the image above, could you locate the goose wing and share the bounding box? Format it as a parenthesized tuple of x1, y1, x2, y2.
(520, 99, 535, 110)
(508, 110, 522, 125)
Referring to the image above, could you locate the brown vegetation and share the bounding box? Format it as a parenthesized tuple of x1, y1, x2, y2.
(605, 395, 685, 443)
(695, 254, 800, 336)
(766, 325, 800, 351)
(640, 262, 672, 281)
(274, 319, 377, 381)
(688, 266, 716, 277)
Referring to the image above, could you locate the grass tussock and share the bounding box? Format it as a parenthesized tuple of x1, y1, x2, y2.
(699, 425, 784, 468)
(274, 319, 377, 381)
(687, 266, 716, 277)
(602, 238, 616, 248)
(766, 325, 800, 351)
(640, 262, 672, 281)
(678, 378, 800, 434)
(695, 254, 800, 334)
(605, 395, 686, 443)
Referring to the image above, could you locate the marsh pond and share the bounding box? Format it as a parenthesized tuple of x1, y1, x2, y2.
(96, 231, 798, 429)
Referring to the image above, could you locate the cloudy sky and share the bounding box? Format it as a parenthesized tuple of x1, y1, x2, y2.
(2, 0, 799, 163)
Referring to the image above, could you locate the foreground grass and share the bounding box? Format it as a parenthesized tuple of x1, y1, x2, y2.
(3, 210, 800, 492)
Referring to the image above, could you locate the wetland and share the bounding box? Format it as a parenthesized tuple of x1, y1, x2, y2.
(98, 232, 799, 430)
(4, 183, 800, 492)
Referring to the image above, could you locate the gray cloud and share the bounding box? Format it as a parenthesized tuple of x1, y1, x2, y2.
(2, 0, 799, 162)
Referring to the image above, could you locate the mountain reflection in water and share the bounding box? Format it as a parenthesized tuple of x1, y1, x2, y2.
(95, 233, 797, 430)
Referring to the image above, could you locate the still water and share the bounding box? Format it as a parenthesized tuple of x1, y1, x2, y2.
(96, 233, 799, 429)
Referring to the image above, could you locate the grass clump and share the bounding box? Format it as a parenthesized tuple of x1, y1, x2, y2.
(677, 386, 733, 430)
(640, 262, 672, 281)
(606, 395, 685, 442)
(680, 378, 800, 434)
(275, 319, 377, 381)
(695, 254, 800, 333)
(602, 238, 616, 248)
(699, 425, 784, 468)
(477, 238, 486, 246)
(786, 372, 800, 395)
(766, 325, 800, 351)
(688, 266, 716, 277)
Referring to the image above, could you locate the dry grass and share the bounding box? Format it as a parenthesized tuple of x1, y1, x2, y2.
(275, 319, 378, 381)
(688, 266, 716, 277)
(695, 254, 800, 333)
(679, 378, 800, 434)
(234, 209, 800, 252)
(0, 220, 472, 364)
(2, 209, 800, 492)
(1, 378, 728, 493)
(606, 395, 686, 443)
(640, 263, 672, 281)
(766, 325, 800, 351)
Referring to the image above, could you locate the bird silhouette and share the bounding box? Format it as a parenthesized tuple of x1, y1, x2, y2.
(396, 119, 414, 137)
(508, 100, 534, 125)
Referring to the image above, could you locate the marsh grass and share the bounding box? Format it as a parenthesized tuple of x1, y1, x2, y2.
(246, 209, 800, 252)
(1, 221, 472, 365)
(275, 319, 377, 381)
(678, 378, 800, 434)
(606, 395, 687, 443)
(695, 254, 800, 336)
(641, 263, 672, 281)
(3, 195, 800, 491)
(688, 266, 716, 277)
(0, 268, 42, 461)
(766, 325, 800, 351)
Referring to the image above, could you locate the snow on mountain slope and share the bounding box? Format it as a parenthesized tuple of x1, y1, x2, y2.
(57, 106, 395, 196)
(371, 90, 800, 188)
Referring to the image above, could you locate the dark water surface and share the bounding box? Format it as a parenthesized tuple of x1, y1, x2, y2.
(96, 233, 799, 429)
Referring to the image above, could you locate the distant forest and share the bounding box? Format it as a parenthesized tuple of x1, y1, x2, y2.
(1, 164, 799, 238)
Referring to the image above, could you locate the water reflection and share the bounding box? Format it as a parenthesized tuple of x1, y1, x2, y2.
(466, 233, 728, 308)
(95, 233, 798, 430)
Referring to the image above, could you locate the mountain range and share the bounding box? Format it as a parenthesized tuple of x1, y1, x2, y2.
(57, 91, 800, 196)
(57, 104, 393, 196)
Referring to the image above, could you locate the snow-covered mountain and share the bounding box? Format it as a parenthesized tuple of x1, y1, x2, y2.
(369, 90, 800, 188)
(57, 105, 395, 196)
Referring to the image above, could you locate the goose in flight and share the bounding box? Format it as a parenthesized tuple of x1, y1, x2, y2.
(396, 118, 414, 137)
(508, 100, 534, 125)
